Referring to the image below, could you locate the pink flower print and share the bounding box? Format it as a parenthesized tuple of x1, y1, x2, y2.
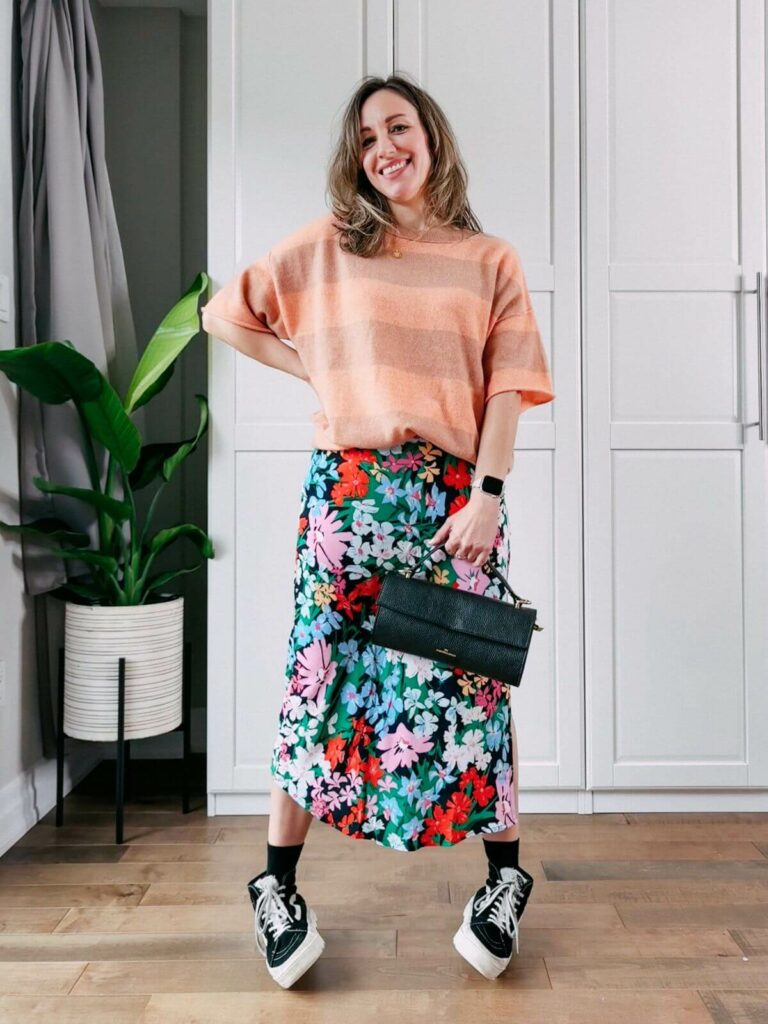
(295, 636, 338, 702)
(452, 558, 491, 594)
(495, 766, 517, 828)
(307, 502, 355, 570)
(377, 722, 434, 773)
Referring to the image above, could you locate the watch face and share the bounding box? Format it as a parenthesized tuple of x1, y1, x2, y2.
(482, 475, 504, 496)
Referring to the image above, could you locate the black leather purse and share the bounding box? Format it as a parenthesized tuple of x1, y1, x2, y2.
(371, 541, 542, 688)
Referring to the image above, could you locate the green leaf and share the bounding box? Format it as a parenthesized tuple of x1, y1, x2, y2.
(45, 547, 119, 573)
(32, 477, 132, 522)
(143, 563, 201, 596)
(49, 579, 104, 604)
(129, 363, 174, 414)
(0, 516, 90, 547)
(129, 394, 209, 491)
(80, 378, 142, 472)
(146, 523, 214, 560)
(0, 341, 141, 471)
(124, 273, 209, 414)
(0, 342, 102, 404)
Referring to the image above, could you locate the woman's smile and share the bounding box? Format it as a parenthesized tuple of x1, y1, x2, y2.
(381, 157, 411, 179)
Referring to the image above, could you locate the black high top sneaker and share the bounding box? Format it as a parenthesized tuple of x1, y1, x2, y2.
(453, 861, 535, 979)
(246, 869, 325, 988)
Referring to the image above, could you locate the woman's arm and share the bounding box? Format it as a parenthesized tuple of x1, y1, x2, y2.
(474, 390, 522, 480)
(427, 391, 522, 566)
(202, 313, 310, 383)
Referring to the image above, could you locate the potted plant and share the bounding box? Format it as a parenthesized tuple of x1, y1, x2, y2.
(0, 273, 214, 741)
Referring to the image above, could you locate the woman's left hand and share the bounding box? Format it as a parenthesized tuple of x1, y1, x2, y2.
(427, 493, 500, 568)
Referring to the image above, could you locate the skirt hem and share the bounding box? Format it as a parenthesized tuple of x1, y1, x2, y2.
(270, 766, 518, 855)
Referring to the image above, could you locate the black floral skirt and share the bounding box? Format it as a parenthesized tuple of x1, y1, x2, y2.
(270, 438, 517, 852)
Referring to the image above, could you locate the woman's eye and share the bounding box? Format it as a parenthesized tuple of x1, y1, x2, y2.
(361, 125, 408, 149)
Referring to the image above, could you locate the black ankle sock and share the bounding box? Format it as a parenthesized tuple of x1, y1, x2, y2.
(266, 841, 304, 884)
(483, 837, 520, 872)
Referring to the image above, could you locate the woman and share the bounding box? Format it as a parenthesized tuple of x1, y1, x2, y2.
(201, 72, 555, 988)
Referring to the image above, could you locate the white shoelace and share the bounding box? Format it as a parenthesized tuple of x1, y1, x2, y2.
(252, 875, 298, 956)
(473, 871, 525, 955)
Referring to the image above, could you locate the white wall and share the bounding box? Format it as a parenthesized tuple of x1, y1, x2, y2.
(0, 0, 37, 804)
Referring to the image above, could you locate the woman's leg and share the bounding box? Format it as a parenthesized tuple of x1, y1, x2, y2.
(267, 782, 314, 846)
(484, 711, 520, 843)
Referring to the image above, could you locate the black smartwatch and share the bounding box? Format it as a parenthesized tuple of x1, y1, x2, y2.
(470, 473, 504, 497)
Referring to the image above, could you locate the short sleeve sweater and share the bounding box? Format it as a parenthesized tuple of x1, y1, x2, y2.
(201, 212, 555, 464)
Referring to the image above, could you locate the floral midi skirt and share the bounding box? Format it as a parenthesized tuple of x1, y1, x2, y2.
(269, 437, 518, 853)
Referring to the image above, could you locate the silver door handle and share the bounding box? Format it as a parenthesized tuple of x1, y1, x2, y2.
(745, 269, 765, 441)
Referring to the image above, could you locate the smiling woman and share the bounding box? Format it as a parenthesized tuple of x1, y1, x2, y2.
(203, 71, 553, 988)
(357, 92, 434, 227)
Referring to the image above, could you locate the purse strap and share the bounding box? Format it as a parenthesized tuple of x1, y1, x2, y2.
(401, 540, 531, 608)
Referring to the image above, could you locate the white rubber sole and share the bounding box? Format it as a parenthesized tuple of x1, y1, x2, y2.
(452, 897, 511, 980)
(257, 907, 326, 989)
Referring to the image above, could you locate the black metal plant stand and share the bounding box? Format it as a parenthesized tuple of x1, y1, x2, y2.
(55, 639, 193, 844)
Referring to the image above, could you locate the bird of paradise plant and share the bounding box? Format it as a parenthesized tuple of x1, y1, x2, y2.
(0, 273, 214, 605)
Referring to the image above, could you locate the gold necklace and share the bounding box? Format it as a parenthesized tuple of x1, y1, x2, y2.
(388, 222, 431, 258)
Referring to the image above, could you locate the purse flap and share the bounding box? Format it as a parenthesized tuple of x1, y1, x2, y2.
(376, 572, 536, 648)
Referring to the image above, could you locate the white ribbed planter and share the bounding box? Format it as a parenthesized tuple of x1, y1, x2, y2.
(63, 595, 184, 741)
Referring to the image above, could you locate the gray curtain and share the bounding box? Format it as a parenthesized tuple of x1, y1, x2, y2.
(16, 0, 143, 756)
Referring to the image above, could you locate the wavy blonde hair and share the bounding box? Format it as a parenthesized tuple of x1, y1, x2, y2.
(325, 72, 482, 258)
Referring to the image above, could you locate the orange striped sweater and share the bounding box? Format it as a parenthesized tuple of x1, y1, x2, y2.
(201, 212, 555, 464)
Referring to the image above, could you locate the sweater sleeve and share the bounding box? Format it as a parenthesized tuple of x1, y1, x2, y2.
(482, 245, 555, 410)
(201, 251, 289, 339)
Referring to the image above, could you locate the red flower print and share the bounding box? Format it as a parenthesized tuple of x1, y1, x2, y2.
(473, 776, 496, 807)
(346, 745, 364, 775)
(325, 736, 346, 770)
(298, 515, 308, 535)
(351, 715, 375, 745)
(349, 576, 381, 603)
(335, 591, 364, 621)
(331, 481, 354, 506)
(432, 804, 456, 839)
(339, 447, 375, 466)
(338, 460, 370, 496)
(419, 821, 441, 847)
(361, 756, 384, 787)
(339, 798, 367, 831)
(446, 791, 472, 824)
(444, 460, 472, 489)
(448, 494, 469, 516)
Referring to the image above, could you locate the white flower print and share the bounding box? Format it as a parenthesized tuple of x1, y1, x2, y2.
(402, 652, 439, 684)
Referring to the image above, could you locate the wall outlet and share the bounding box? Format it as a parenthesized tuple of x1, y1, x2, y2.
(0, 660, 5, 707)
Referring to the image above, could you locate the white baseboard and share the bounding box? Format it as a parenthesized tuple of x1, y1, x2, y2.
(0, 743, 104, 858)
(207, 787, 768, 818)
(0, 708, 207, 859)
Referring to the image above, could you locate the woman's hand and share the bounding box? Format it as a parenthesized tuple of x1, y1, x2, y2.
(427, 492, 500, 568)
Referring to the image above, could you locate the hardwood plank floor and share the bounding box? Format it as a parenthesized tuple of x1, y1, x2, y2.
(1, 759, 767, 1022)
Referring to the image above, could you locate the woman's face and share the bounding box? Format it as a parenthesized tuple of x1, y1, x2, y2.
(358, 89, 431, 207)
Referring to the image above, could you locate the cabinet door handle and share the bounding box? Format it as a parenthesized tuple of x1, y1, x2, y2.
(745, 270, 765, 441)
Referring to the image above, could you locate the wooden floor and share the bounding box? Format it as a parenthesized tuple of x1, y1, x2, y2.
(1, 760, 768, 1023)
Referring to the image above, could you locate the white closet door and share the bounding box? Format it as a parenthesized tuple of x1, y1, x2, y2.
(584, 0, 768, 789)
(395, 0, 584, 791)
(206, 1, 392, 811)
